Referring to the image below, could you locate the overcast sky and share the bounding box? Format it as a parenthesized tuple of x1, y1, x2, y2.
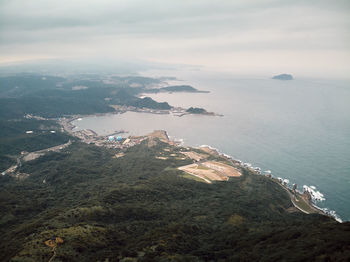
(0, 0, 349, 78)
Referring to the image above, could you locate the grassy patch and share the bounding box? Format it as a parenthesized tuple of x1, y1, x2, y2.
(294, 194, 317, 214)
(180, 172, 208, 183)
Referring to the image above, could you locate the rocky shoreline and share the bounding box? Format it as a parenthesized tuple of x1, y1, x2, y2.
(58, 114, 335, 221)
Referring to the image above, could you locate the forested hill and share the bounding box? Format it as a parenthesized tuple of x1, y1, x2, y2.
(0, 73, 213, 172)
(0, 74, 171, 119)
(144, 85, 209, 93)
(0, 73, 349, 261)
(0, 74, 171, 171)
(0, 140, 349, 261)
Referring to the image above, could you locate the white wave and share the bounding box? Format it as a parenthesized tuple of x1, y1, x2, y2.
(199, 144, 218, 150)
(199, 144, 237, 160)
(222, 153, 233, 159)
(303, 185, 325, 202)
(313, 206, 343, 223)
(199, 144, 220, 154)
(244, 162, 252, 168)
(175, 138, 184, 146)
(253, 167, 262, 175)
(187, 142, 344, 222)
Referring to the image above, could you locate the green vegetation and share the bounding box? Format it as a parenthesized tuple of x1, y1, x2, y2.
(116, 76, 161, 88)
(293, 194, 317, 214)
(162, 85, 199, 92)
(0, 119, 71, 171)
(186, 107, 207, 114)
(0, 141, 349, 261)
(0, 74, 173, 119)
(145, 85, 208, 93)
(128, 97, 171, 110)
(0, 73, 172, 170)
(0, 73, 348, 261)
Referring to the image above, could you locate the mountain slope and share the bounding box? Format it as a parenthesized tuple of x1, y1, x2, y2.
(1, 141, 349, 262)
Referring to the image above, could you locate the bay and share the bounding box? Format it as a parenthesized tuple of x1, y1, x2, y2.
(73, 70, 350, 221)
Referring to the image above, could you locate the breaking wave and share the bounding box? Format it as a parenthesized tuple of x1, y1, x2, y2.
(180, 141, 344, 223)
(303, 185, 325, 202)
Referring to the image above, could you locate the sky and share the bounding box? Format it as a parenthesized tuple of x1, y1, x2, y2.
(0, 0, 349, 78)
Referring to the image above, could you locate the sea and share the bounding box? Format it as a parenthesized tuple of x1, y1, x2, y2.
(73, 69, 350, 222)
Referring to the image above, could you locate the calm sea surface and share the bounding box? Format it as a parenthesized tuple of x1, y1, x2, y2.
(73, 70, 350, 221)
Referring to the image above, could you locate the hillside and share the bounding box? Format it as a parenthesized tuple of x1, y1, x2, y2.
(0, 74, 174, 119)
(0, 73, 349, 261)
(0, 74, 205, 171)
(0, 140, 349, 261)
(145, 85, 209, 93)
(186, 107, 207, 114)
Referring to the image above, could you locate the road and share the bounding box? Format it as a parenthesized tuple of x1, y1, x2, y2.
(1, 140, 72, 176)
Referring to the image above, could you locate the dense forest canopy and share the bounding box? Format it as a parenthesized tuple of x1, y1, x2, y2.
(0, 141, 349, 261)
(0, 73, 349, 261)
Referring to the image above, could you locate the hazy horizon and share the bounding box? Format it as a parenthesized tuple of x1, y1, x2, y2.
(1, 0, 349, 78)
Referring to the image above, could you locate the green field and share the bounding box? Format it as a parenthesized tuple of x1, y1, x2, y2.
(293, 194, 318, 214)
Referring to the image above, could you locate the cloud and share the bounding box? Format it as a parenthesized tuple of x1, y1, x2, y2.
(0, 0, 349, 77)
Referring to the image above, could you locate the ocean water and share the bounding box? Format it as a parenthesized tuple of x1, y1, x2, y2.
(73, 70, 350, 221)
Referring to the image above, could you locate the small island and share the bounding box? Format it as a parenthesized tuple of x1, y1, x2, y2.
(186, 107, 219, 116)
(186, 107, 207, 114)
(272, 74, 294, 80)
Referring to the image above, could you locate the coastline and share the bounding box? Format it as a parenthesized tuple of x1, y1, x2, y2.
(59, 105, 222, 135)
(57, 113, 338, 222)
(197, 144, 343, 222)
(197, 144, 337, 220)
(11, 111, 340, 222)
